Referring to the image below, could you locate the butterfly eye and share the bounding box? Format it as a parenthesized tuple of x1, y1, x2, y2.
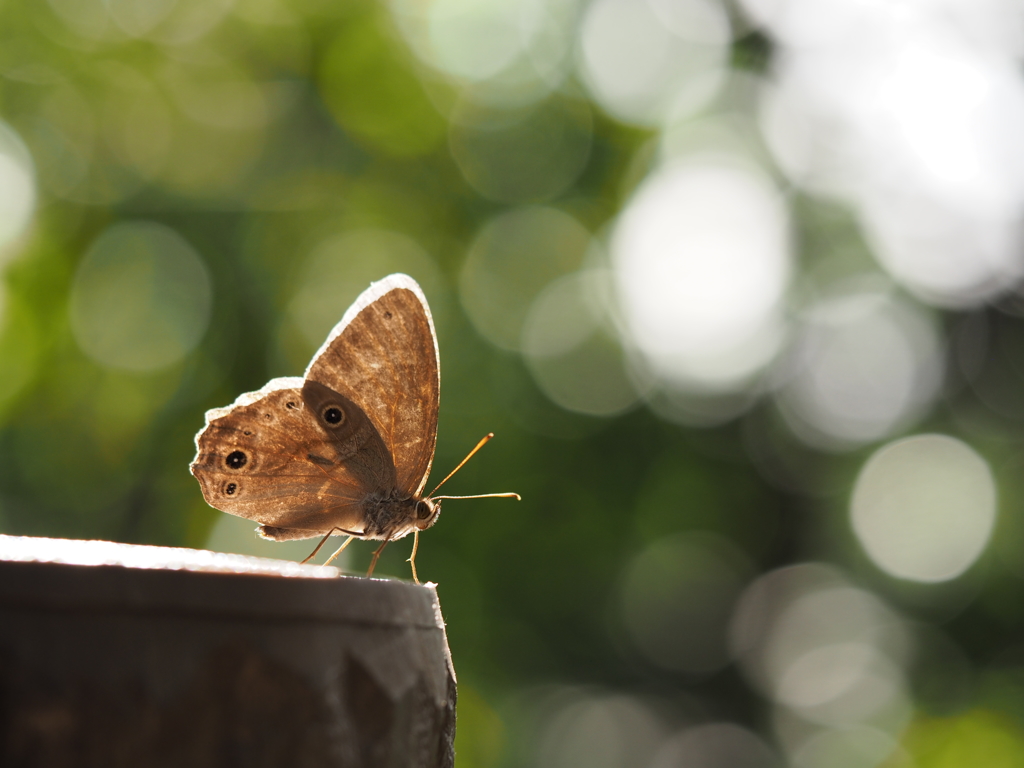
(225, 451, 247, 469)
(416, 501, 433, 520)
(322, 406, 344, 425)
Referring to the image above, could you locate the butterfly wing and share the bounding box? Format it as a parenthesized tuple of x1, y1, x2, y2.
(190, 377, 396, 538)
(304, 274, 440, 497)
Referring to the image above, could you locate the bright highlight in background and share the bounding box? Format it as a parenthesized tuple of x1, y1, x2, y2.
(390, 0, 574, 103)
(612, 159, 790, 393)
(729, 563, 911, 761)
(851, 434, 997, 583)
(0, 121, 36, 260)
(578, 0, 730, 126)
(754, 0, 1024, 307)
(776, 286, 943, 450)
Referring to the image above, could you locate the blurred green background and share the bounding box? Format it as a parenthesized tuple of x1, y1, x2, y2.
(4, 0, 1024, 765)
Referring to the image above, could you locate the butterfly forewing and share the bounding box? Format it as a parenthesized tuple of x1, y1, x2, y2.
(304, 276, 440, 497)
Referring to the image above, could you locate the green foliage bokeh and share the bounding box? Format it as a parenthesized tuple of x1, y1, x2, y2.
(3, 1, 1024, 766)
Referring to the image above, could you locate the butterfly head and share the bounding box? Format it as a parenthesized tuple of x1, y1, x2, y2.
(413, 497, 440, 531)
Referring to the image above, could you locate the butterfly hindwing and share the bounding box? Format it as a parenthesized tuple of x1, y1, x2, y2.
(190, 379, 391, 535)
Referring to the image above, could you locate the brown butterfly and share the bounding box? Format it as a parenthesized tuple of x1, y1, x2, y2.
(190, 273, 518, 582)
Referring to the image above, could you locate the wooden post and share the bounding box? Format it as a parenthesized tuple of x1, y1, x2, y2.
(0, 535, 456, 768)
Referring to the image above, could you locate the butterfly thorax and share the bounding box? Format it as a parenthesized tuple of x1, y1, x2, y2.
(360, 492, 439, 540)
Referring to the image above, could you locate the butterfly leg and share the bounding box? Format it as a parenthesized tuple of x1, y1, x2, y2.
(301, 526, 361, 565)
(366, 539, 390, 577)
(301, 530, 335, 564)
(323, 535, 356, 566)
(407, 530, 421, 585)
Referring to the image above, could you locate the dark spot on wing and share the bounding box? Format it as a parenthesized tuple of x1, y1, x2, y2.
(226, 451, 247, 469)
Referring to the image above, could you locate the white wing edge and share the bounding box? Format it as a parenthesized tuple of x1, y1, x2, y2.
(303, 272, 439, 383)
(197, 376, 305, 438)
(192, 274, 439, 450)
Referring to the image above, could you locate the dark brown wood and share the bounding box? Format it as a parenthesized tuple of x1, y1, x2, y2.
(0, 535, 456, 768)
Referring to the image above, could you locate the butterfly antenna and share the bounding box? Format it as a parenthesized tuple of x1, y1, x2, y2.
(433, 492, 521, 500)
(428, 433, 495, 496)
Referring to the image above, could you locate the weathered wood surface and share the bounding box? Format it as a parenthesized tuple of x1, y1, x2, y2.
(0, 535, 456, 768)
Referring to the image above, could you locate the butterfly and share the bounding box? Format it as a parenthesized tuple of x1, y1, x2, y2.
(190, 273, 518, 581)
